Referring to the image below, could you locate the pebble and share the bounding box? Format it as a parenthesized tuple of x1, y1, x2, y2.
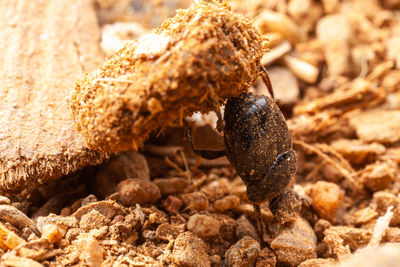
(316, 14, 351, 76)
(1, 254, 43, 267)
(201, 178, 230, 202)
(73, 200, 126, 221)
(94, 152, 150, 198)
(0, 205, 39, 236)
(117, 178, 161, 206)
(153, 177, 190, 196)
(373, 191, 400, 226)
(79, 209, 111, 232)
(156, 223, 183, 241)
(161, 195, 183, 214)
(187, 214, 220, 238)
(330, 139, 385, 165)
(307, 181, 344, 223)
(0, 196, 11, 205)
(256, 247, 277, 267)
(73, 233, 104, 266)
(360, 161, 397, 192)
(41, 224, 63, 243)
(214, 195, 240, 211)
(172, 232, 211, 267)
(180, 192, 209, 212)
(224, 236, 261, 267)
(270, 217, 317, 266)
(349, 109, 400, 143)
(324, 226, 372, 251)
(0, 221, 25, 250)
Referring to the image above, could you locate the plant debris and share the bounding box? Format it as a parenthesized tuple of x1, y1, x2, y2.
(70, 0, 266, 152)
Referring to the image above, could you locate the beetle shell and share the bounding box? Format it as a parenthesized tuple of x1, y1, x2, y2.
(224, 92, 296, 202)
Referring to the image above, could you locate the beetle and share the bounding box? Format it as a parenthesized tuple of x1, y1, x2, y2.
(187, 67, 297, 204)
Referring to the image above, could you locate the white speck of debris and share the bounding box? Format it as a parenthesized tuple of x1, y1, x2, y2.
(367, 206, 393, 249)
(134, 33, 170, 58)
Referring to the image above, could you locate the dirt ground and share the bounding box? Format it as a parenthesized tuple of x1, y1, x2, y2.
(2, 0, 400, 266)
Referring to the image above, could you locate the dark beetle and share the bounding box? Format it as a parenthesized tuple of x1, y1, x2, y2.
(188, 69, 297, 203)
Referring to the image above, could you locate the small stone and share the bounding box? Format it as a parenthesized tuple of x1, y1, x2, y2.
(117, 178, 161, 206)
(73, 233, 104, 266)
(349, 109, 400, 143)
(373, 191, 400, 226)
(224, 236, 261, 267)
(187, 214, 220, 238)
(0, 196, 11, 205)
(235, 215, 259, 242)
(41, 224, 63, 243)
(331, 139, 385, 165)
(172, 232, 210, 267)
(270, 217, 317, 266)
(307, 181, 344, 223)
(60, 207, 72, 217)
(162, 195, 183, 214)
(0, 205, 39, 236)
(256, 247, 276, 267)
(65, 228, 80, 243)
(180, 192, 209, 212)
(36, 214, 78, 235)
(79, 209, 111, 232)
(1, 254, 43, 267)
(351, 207, 378, 226)
(324, 226, 372, 251)
(94, 152, 150, 198)
(384, 227, 400, 243)
(156, 223, 183, 241)
(81, 194, 97, 207)
(359, 161, 397, 192)
(73, 200, 126, 221)
(214, 195, 240, 212)
(201, 178, 230, 202)
(0, 221, 25, 250)
(316, 14, 351, 76)
(209, 254, 221, 266)
(153, 177, 190, 196)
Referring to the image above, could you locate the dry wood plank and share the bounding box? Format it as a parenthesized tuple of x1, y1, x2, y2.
(0, 0, 108, 192)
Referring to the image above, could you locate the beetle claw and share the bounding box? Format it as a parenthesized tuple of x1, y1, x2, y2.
(260, 65, 274, 99)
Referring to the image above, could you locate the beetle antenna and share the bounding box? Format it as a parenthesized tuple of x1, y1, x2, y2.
(260, 65, 274, 99)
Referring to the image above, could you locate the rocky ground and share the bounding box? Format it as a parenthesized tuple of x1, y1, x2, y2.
(2, 0, 400, 266)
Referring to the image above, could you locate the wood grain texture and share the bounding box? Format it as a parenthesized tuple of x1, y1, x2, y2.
(0, 0, 108, 192)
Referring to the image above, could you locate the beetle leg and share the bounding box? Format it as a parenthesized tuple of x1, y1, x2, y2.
(246, 150, 297, 203)
(186, 128, 226, 159)
(215, 109, 225, 132)
(260, 65, 275, 99)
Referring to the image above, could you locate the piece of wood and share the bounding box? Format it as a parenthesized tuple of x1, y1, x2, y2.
(0, 0, 108, 192)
